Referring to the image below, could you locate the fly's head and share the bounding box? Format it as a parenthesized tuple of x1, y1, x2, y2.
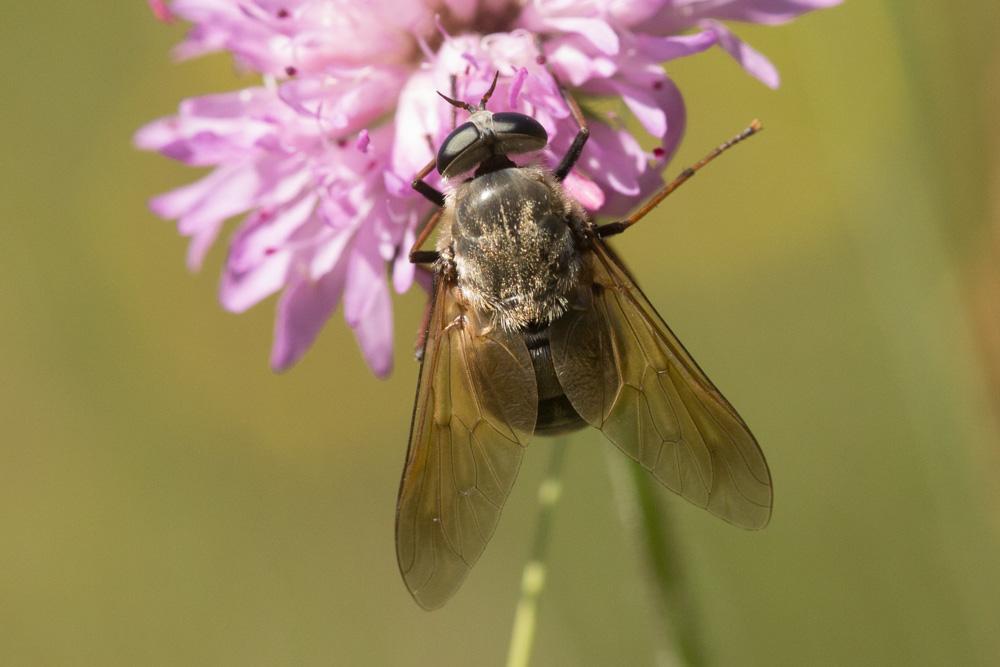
(435, 72, 548, 179)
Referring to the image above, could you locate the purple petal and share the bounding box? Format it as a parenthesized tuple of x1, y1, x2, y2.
(540, 17, 620, 55)
(613, 80, 667, 138)
(277, 67, 405, 134)
(698, 0, 842, 25)
(607, 0, 671, 26)
(545, 36, 618, 87)
(580, 122, 646, 197)
(219, 250, 292, 313)
(149, 163, 255, 271)
(135, 88, 282, 167)
(308, 226, 354, 280)
(341, 222, 394, 377)
(185, 218, 225, 271)
(392, 224, 416, 294)
(349, 276, 393, 379)
(635, 30, 718, 62)
(706, 21, 780, 88)
(152, 156, 307, 238)
(270, 265, 348, 372)
(390, 69, 445, 183)
(563, 171, 606, 210)
(649, 0, 841, 32)
(147, 163, 241, 221)
(227, 194, 317, 273)
(343, 232, 384, 327)
(657, 77, 687, 162)
(601, 160, 667, 219)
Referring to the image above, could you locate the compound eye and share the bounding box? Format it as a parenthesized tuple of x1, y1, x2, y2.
(492, 112, 548, 155)
(437, 122, 487, 178)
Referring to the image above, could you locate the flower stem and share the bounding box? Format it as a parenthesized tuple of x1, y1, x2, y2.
(505, 436, 569, 667)
(606, 452, 707, 667)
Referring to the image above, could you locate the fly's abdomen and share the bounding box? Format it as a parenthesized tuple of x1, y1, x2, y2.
(523, 325, 586, 436)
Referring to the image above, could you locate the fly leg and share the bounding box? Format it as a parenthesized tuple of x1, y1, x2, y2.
(597, 120, 763, 238)
(412, 265, 435, 361)
(409, 207, 443, 264)
(533, 34, 591, 181)
(408, 208, 444, 359)
(553, 80, 590, 182)
(411, 158, 445, 208)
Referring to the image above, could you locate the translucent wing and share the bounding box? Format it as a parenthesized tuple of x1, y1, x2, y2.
(550, 241, 772, 528)
(396, 277, 538, 609)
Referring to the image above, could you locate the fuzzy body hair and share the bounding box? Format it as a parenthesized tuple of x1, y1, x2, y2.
(436, 166, 589, 332)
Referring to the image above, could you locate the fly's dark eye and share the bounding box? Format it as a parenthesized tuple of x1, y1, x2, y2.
(437, 122, 483, 177)
(436, 112, 549, 178)
(491, 112, 548, 155)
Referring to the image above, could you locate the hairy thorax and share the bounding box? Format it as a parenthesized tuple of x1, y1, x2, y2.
(437, 167, 588, 332)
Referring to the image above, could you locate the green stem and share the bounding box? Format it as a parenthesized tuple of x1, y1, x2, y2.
(606, 452, 706, 667)
(505, 437, 569, 667)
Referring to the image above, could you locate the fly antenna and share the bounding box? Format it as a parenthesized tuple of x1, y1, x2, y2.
(437, 71, 501, 114)
(479, 71, 500, 109)
(436, 91, 475, 113)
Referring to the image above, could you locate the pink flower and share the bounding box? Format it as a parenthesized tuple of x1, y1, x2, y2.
(136, 0, 839, 377)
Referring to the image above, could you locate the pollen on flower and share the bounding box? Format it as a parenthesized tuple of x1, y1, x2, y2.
(356, 129, 371, 154)
(285, 66, 298, 77)
(276, 8, 290, 19)
(653, 147, 666, 159)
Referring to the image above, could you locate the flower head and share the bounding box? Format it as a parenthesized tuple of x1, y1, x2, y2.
(137, 0, 839, 376)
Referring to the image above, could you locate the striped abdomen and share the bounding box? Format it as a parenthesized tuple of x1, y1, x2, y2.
(522, 323, 586, 436)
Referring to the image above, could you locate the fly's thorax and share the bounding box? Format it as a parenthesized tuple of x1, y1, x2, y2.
(438, 167, 588, 331)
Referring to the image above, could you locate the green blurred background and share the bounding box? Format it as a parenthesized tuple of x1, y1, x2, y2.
(4, 2, 1000, 665)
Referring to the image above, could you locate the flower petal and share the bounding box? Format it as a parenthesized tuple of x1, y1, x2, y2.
(698, 0, 842, 25)
(536, 17, 619, 55)
(270, 264, 348, 372)
(343, 229, 384, 327)
(635, 30, 718, 62)
(545, 35, 619, 87)
(563, 171, 606, 210)
(706, 21, 780, 88)
(392, 223, 416, 294)
(649, 0, 841, 32)
(606, 0, 671, 26)
(657, 77, 687, 162)
(613, 80, 667, 138)
(580, 122, 647, 198)
(220, 250, 291, 313)
(349, 276, 394, 379)
(227, 193, 317, 273)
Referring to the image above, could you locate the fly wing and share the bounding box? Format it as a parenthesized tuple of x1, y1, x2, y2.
(549, 241, 772, 529)
(396, 277, 538, 609)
